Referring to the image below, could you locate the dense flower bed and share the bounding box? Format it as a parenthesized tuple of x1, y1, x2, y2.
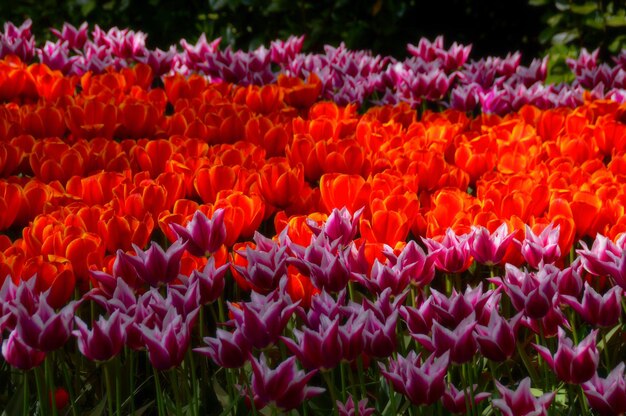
(0, 21, 625, 416)
(4, 20, 626, 112)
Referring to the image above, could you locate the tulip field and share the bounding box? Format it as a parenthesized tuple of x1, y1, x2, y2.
(1, 20, 626, 415)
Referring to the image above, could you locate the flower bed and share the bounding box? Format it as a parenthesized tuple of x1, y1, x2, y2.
(0, 21, 625, 416)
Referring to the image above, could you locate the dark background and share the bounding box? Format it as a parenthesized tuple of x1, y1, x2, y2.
(2, 0, 623, 63)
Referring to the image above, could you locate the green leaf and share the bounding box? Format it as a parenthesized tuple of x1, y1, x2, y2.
(570, 2, 598, 14)
(86, 397, 107, 416)
(547, 13, 563, 28)
(605, 14, 626, 27)
(551, 30, 579, 45)
(80, 0, 96, 16)
(135, 401, 155, 416)
(555, 0, 570, 11)
(529, 0, 550, 6)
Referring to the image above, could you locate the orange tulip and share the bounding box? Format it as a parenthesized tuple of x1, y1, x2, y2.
(258, 158, 304, 209)
(21, 255, 75, 309)
(286, 265, 319, 308)
(214, 191, 265, 246)
(320, 173, 371, 215)
(98, 210, 155, 253)
(277, 73, 322, 108)
(0, 181, 22, 230)
(66, 99, 119, 140)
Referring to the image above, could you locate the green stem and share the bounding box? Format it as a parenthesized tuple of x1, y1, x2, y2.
(129, 350, 136, 415)
(321, 371, 339, 414)
(153, 367, 166, 416)
(226, 369, 237, 416)
(169, 370, 183, 416)
(516, 342, 540, 386)
(35, 367, 47, 416)
(103, 362, 114, 416)
(356, 356, 367, 399)
(23, 372, 29, 416)
(115, 359, 122, 416)
(45, 356, 58, 416)
(601, 330, 611, 371)
(60, 357, 78, 416)
(188, 350, 198, 416)
(340, 362, 348, 402)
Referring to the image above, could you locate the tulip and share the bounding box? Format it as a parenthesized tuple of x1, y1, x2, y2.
(423, 229, 473, 273)
(561, 283, 622, 328)
(140, 309, 194, 371)
(281, 314, 360, 370)
(533, 327, 599, 384)
(379, 350, 449, 406)
(232, 233, 288, 293)
(11, 295, 75, 352)
(119, 239, 187, 287)
(73, 310, 128, 362)
(492, 378, 555, 416)
(582, 363, 626, 416)
(248, 353, 325, 411)
(170, 209, 226, 257)
(428, 284, 495, 328)
(194, 328, 251, 368)
(495, 263, 559, 319)
(442, 383, 490, 414)
(474, 312, 522, 362)
(307, 206, 362, 246)
(2, 329, 46, 370)
(189, 256, 228, 305)
(413, 313, 478, 364)
(521, 224, 561, 268)
(469, 223, 517, 266)
(230, 287, 299, 350)
(337, 395, 376, 416)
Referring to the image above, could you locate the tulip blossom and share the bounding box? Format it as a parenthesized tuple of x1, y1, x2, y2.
(11, 295, 75, 352)
(232, 233, 288, 293)
(307, 206, 362, 246)
(2, 330, 46, 370)
(169, 209, 226, 257)
(73, 310, 128, 362)
(561, 283, 622, 328)
(247, 353, 325, 411)
(521, 224, 561, 268)
(194, 328, 251, 368)
(379, 350, 449, 406)
(442, 383, 490, 414)
(412, 313, 478, 364)
(492, 378, 555, 416)
(140, 309, 194, 371)
(582, 363, 626, 416)
(533, 327, 599, 384)
(495, 263, 559, 319)
(229, 287, 299, 350)
(188, 256, 228, 305)
(423, 228, 473, 273)
(474, 312, 522, 362)
(469, 223, 517, 266)
(119, 239, 187, 287)
(337, 395, 376, 416)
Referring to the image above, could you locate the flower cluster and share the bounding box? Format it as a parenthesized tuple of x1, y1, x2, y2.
(5, 21, 626, 112)
(0, 24, 625, 416)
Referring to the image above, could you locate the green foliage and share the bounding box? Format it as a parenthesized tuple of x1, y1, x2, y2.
(530, 0, 626, 81)
(1, 0, 545, 59)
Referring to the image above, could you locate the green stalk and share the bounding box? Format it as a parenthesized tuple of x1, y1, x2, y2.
(188, 351, 198, 416)
(340, 362, 348, 402)
(45, 356, 58, 416)
(153, 367, 166, 416)
(103, 362, 114, 416)
(129, 350, 136, 415)
(115, 359, 122, 416)
(35, 367, 47, 416)
(60, 358, 79, 416)
(169, 370, 183, 416)
(356, 356, 367, 399)
(321, 370, 339, 414)
(23, 372, 29, 416)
